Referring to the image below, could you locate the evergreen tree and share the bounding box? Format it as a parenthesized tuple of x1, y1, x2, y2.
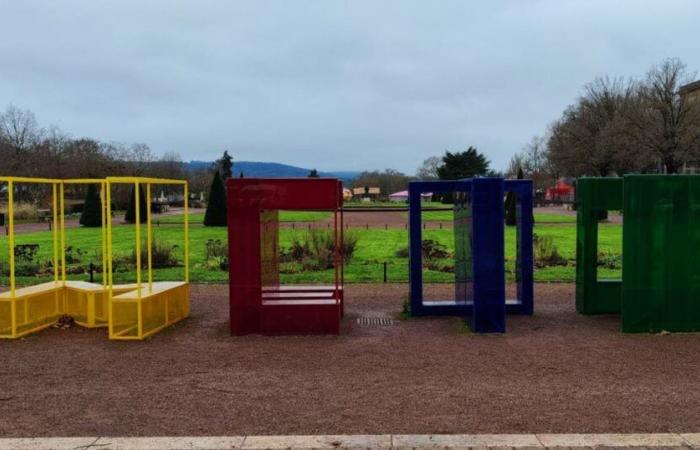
(220, 151, 233, 179)
(79, 184, 102, 227)
(436, 147, 492, 203)
(504, 166, 523, 226)
(308, 168, 320, 178)
(124, 185, 148, 224)
(436, 147, 492, 180)
(204, 170, 227, 226)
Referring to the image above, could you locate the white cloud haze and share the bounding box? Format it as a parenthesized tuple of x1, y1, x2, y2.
(1, 0, 699, 173)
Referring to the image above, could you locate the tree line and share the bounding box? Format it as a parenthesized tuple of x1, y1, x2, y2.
(509, 58, 700, 189)
(0, 104, 219, 204)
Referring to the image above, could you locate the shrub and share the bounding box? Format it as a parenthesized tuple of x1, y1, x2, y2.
(422, 239, 450, 261)
(80, 184, 102, 227)
(113, 239, 179, 270)
(1, 203, 39, 221)
(205, 239, 228, 270)
(597, 251, 621, 269)
(394, 246, 409, 258)
(533, 234, 567, 268)
(280, 229, 358, 271)
(140, 240, 179, 268)
(64, 246, 87, 264)
(395, 239, 450, 261)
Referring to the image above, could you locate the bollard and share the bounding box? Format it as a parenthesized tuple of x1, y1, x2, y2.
(385, 224, 388, 230)
(440, 222, 442, 229)
(383, 261, 387, 283)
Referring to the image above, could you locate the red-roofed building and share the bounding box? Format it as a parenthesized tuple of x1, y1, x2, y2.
(545, 179, 575, 202)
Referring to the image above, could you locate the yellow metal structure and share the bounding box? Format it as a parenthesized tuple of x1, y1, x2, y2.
(105, 177, 190, 340)
(0, 176, 190, 340)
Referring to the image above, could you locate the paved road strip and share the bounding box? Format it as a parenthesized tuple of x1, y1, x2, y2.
(1, 433, 699, 449)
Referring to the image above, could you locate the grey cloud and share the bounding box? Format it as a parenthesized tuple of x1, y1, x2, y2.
(1, 0, 698, 173)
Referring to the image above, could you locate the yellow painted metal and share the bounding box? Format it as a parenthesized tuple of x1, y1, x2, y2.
(107, 176, 187, 185)
(1, 178, 64, 338)
(100, 182, 107, 288)
(60, 183, 66, 285)
(1, 176, 189, 340)
(107, 180, 114, 332)
(146, 184, 153, 291)
(52, 184, 59, 284)
(8, 181, 15, 298)
(8, 181, 16, 336)
(134, 181, 143, 336)
(104, 176, 190, 340)
(184, 183, 189, 283)
(0, 176, 62, 184)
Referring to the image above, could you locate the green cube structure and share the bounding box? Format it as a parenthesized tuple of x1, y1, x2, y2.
(575, 177, 623, 315)
(577, 175, 700, 332)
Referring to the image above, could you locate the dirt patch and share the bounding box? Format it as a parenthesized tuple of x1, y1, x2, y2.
(1, 283, 700, 437)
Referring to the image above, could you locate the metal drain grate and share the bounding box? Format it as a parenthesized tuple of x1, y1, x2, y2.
(357, 316, 394, 326)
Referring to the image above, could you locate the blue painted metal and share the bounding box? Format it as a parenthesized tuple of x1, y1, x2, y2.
(505, 179, 534, 316)
(471, 178, 505, 332)
(408, 177, 534, 332)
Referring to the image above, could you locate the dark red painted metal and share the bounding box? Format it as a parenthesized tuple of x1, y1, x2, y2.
(227, 178, 344, 335)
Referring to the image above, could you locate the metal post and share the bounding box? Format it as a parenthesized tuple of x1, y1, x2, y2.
(146, 184, 153, 292)
(101, 182, 107, 288)
(106, 181, 114, 337)
(52, 184, 59, 284)
(60, 183, 66, 285)
(383, 261, 387, 283)
(134, 182, 143, 337)
(8, 181, 15, 297)
(184, 182, 189, 284)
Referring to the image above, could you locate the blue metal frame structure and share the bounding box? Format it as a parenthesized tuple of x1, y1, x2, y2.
(408, 177, 533, 332)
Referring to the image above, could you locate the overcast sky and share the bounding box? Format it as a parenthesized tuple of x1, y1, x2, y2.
(1, 1, 699, 174)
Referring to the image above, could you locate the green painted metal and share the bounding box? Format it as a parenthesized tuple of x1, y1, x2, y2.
(622, 175, 700, 332)
(575, 177, 623, 315)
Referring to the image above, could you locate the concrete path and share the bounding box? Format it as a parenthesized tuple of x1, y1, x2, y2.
(1, 434, 699, 449)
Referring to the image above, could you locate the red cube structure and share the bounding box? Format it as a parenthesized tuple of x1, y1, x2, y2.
(227, 178, 344, 335)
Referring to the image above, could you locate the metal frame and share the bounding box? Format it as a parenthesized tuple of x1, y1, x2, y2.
(0, 176, 190, 340)
(576, 175, 700, 333)
(574, 177, 623, 315)
(227, 178, 344, 335)
(104, 177, 189, 339)
(408, 177, 534, 332)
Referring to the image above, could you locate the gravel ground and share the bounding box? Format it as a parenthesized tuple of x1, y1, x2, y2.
(1, 283, 700, 437)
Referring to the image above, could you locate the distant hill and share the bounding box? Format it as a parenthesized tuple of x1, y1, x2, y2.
(186, 161, 360, 183)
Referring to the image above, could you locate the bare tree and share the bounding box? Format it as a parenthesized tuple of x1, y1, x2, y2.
(0, 105, 43, 173)
(547, 76, 648, 176)
(626, 58, 700, 173)
(510, 136, 556, 191)
(415, 156, 441, 180)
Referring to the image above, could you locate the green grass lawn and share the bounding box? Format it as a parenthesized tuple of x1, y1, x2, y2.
(420, 209, 576, 223)
(0, 221, 621, 285)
